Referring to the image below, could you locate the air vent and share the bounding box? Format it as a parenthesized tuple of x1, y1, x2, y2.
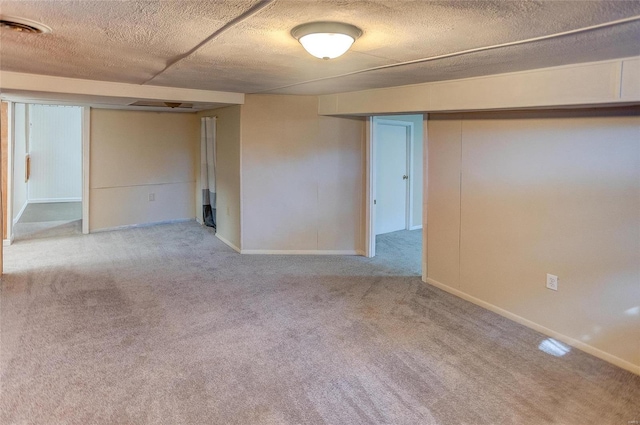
(129, 101, 194, 109)
(0, 16, 52, 34)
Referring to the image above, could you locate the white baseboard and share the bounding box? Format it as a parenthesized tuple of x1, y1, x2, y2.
(3, 237, 13, 247)
(91, 218, 194, 233)
(241, 249, 361, 255)
(425, 277, 640, 376)
(409, 225, 423, 231)
(13, 201, 28, 225)
(215, 233, 240, 253)
(28, 198, 82, 203)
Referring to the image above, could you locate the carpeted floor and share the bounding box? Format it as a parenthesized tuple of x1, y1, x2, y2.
(14, 202, 82, 242)
(375, 229, 422, 276)
(1, 221, 638, 424)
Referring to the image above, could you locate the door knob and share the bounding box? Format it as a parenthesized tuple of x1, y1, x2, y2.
(402, 175, 408, 180)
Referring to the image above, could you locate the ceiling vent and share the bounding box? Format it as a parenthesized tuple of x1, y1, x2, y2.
(0, 16, 52, 34)
(129, 101, 194, 109)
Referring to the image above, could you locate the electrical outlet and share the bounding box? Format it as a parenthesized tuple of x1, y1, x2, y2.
(148, 193, 155, 202)
(546, 273, 558, 291)
(226, 206, 230, 216)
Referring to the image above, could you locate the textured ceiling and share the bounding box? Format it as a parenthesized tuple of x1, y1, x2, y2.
(1, 0, 639, 96)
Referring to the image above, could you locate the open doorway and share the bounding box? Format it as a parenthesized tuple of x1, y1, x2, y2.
(367, 115, 424, 275)
(8, 104, 84, 242)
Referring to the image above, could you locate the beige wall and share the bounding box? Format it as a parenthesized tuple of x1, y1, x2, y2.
(89, 109, 198, 231)
(241, 94, 364, 253)
(198, 106, 242, 250)
(426, 110, 640, 372)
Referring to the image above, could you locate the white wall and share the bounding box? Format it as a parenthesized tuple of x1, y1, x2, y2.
(241, 95, 364, 253)
(12, 103, 28, 222)
(378, 114, 423, 229)
(426, 110, 640, 373)
(89, 109, 198, 231)
(28, 105, 82, 202)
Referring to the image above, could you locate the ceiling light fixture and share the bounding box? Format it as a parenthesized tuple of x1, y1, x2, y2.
(0, 15, 51, 34)
(291, 21, 362, 60)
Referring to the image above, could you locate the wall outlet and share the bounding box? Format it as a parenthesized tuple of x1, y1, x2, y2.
(546, 273, 558, 291)
(226, 206, 230, 216)
(148, 193, 155, 202)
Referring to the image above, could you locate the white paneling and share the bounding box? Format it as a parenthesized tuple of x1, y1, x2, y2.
(12, 103, 28, 222)
(28, 105, 82, 201)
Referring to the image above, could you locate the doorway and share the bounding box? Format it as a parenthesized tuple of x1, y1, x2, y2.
(7, 104, 86, 242)
(367, 115, 424, 275)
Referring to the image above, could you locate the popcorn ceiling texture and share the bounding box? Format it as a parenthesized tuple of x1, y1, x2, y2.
(0, 0, 639, 94)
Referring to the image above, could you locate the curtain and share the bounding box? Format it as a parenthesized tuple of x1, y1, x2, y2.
(201, 117, 216, 228)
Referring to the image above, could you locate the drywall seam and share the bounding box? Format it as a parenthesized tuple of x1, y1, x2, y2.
(426, 277, 640, 375)
(90, 181, 195, 190)
(143, 0, 275, 85)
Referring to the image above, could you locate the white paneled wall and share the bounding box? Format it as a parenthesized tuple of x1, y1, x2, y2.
(28, 105, 82, 202)
(13, 104, 28, 222)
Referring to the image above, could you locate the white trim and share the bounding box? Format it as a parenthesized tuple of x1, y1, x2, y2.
(215, 233, 240, 253)
(422, 113, 428, 282)
(12, 200, 28, 225)
(6, 101, 14, 244)
(425, 277, 640, 376)
(365, 117, 374, 258)
(27, 198, 82, 203)
(241, 249, 360, 255)
(409, 225, 423, 231)
(82, 107, 90, 234)
(3, 239, 11, 247)
(90, 218, 193, 233)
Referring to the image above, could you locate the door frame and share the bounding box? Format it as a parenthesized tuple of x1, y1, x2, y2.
(5, 103, 90, 244)
(365, 116, 415, 257)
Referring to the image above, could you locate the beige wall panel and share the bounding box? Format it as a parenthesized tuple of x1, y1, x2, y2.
(241, 95, 320, 251)
(90, 183, 194, 231)
(90, 109, 198, 188)
(90, 109, 198, 231)
(317, 116, 364, 251)
(199, 106, 242, 249)
(241, 94, 364, 252)
(621, 58, 640, 101)
(458, 115, 640, 367)
(427, 111, 640, 370)
(426, 119, 462, 288)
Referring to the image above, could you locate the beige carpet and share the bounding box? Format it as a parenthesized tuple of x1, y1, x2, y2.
(1, 221, 638, 424)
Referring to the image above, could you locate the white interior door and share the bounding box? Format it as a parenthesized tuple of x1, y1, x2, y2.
(375, 123, 408, 235)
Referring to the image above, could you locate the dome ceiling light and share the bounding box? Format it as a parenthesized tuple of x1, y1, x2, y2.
(291, 21, 362, 60)
(0, 15, 51, 34)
